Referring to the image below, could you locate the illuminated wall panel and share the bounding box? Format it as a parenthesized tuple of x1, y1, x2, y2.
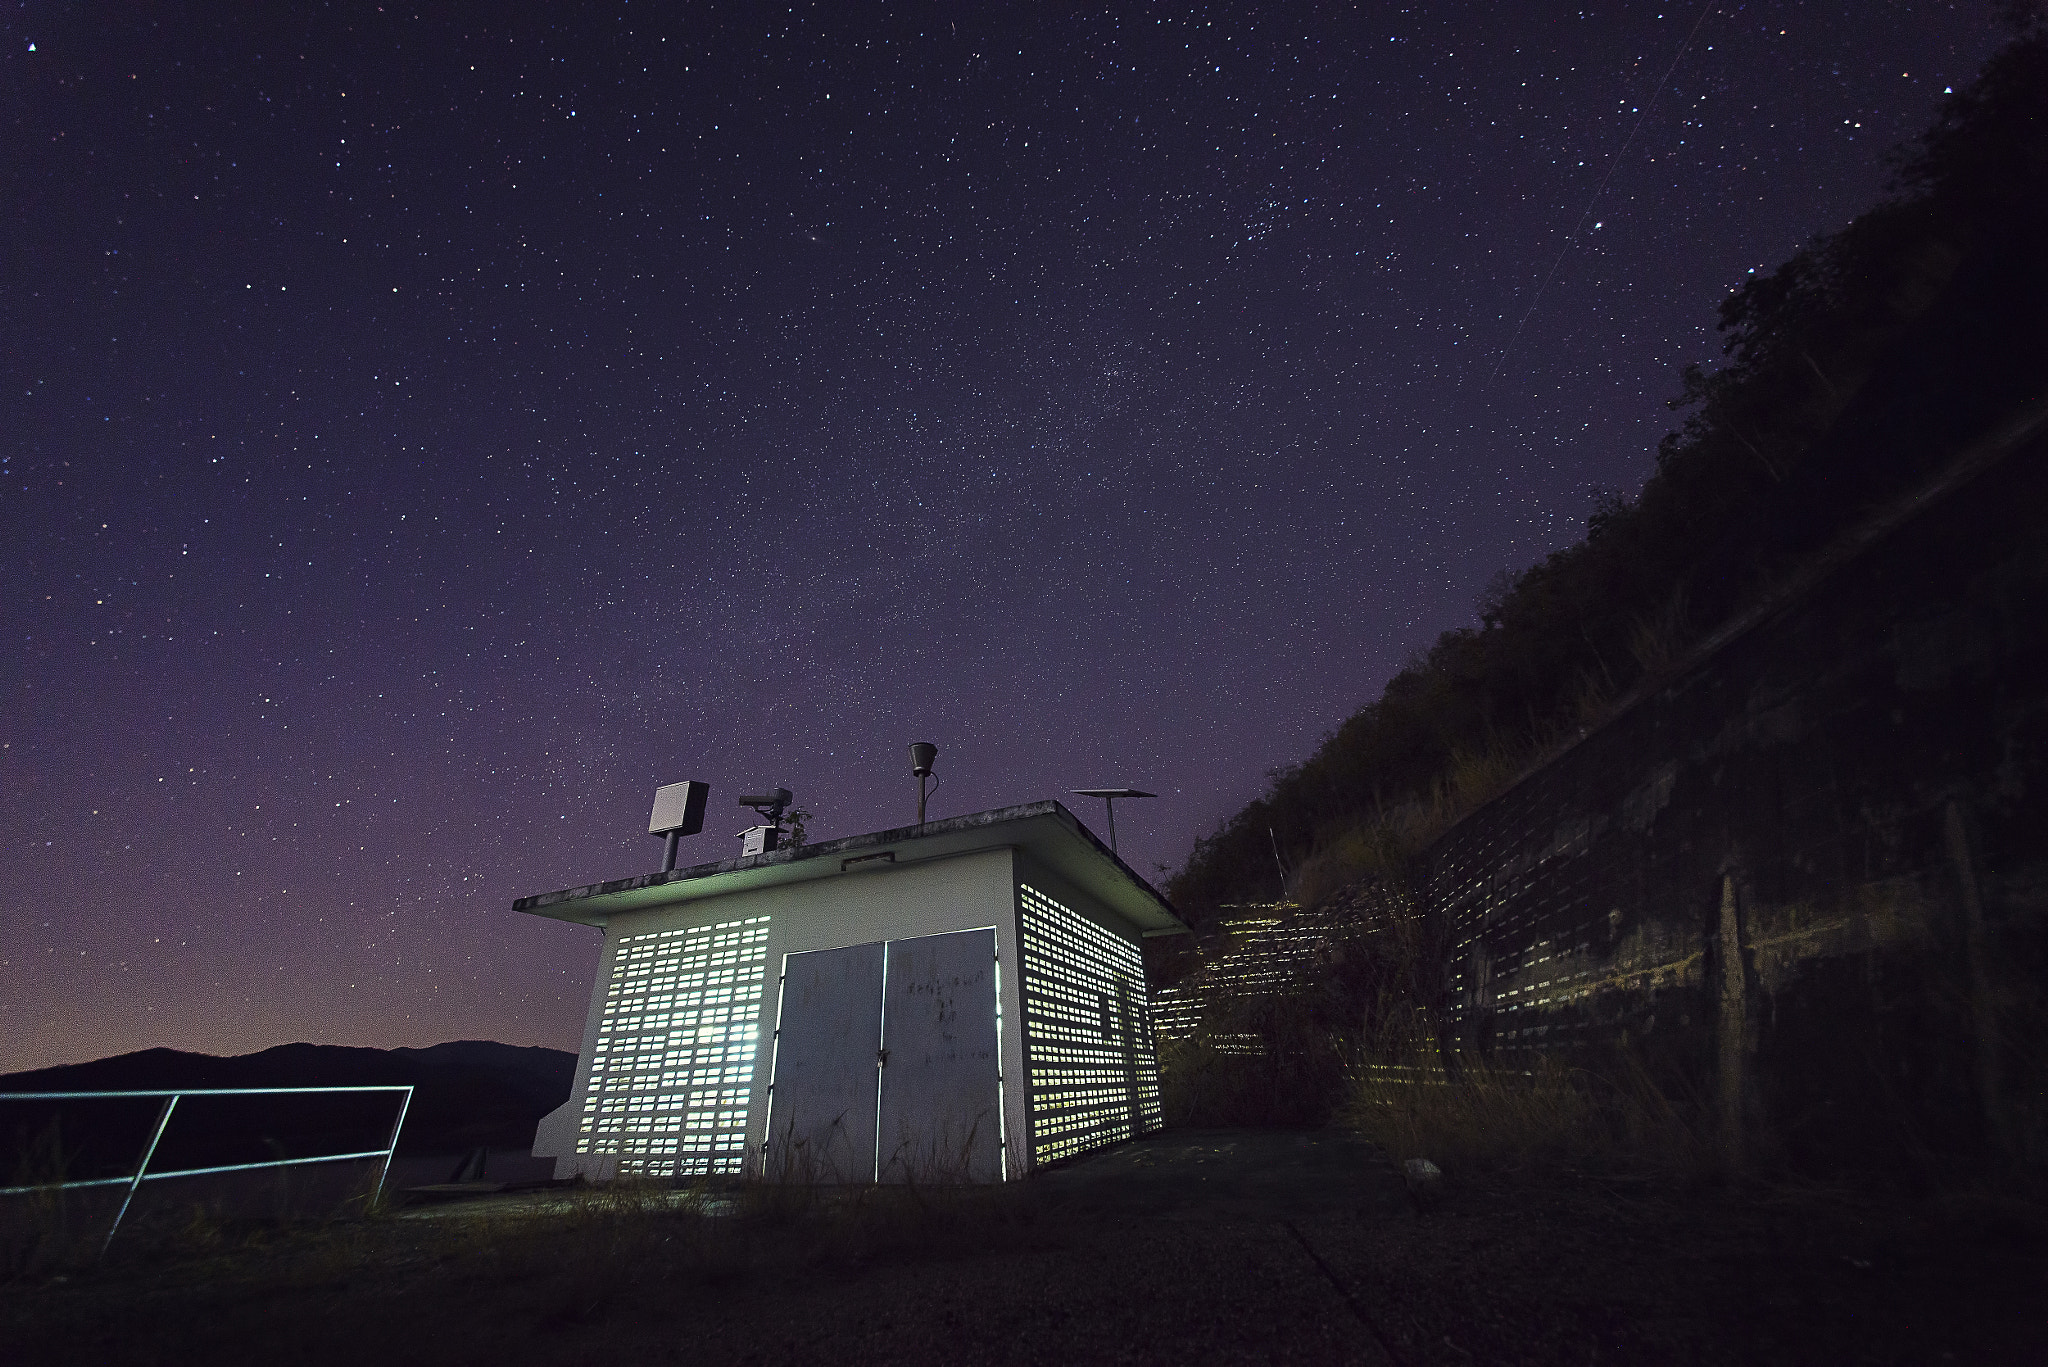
(577, 915, 771, 1176)
(1017, 883, 1161, 1164)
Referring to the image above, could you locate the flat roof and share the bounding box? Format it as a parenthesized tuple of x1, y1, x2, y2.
(512, 799, 1188, 936)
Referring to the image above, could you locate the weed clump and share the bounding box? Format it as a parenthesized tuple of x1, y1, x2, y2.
(1342, 1021, 1713, 1182)
(1154, 870, 1717, 1180)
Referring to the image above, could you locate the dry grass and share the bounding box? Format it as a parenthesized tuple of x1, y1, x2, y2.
(1628, 588, 1693, 679)
(2, 1120, 91, 1276)
(441, 1167, 1046, 1294)
(1342, 1020, 1714, 1181)
(1156, 1012, 1345, 1128)
(1288, 825, 1404, 913)
(1290, 740, 1530, 912)
(1162, 864, 1719, 1177)
(10, 1138, 2043, 1367)
(1255, 582, 1704, 927)
(726, 1133, 1046, 1269)
(1157, 883, 1444, 1130)
(3, 1125, 1051, 1288)
(4, 1164, 1060, 1363)
(1, 1160, 398, 1280)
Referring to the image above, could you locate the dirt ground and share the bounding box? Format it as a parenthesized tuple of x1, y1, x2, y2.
(4, 1129, 2043, 1365)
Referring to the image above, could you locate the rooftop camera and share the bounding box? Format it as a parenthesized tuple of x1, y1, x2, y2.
(738, 788, 794, 823)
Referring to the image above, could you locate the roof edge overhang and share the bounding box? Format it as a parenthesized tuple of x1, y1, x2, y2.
(511, 800, 1188, 936)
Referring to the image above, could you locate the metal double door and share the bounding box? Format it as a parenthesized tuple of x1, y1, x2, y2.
(766, 928, 1002, 1183)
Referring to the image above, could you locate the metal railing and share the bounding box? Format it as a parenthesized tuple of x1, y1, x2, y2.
(0, 1085, 414, 1256)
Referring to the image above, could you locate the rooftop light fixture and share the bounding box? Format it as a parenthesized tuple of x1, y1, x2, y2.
(909, 742, 938, 824)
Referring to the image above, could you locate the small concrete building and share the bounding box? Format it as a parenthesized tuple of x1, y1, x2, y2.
(517, 801, 1186, 1183)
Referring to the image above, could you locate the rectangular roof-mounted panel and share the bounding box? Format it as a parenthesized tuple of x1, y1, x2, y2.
(648, 780, 710, 836)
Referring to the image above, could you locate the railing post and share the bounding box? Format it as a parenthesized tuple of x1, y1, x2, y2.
(371, 1087, 414, 1209)
(102, 1094, 178, 1259)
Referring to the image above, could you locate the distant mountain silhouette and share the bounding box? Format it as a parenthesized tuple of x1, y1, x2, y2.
(1, 1042, 576, 1180)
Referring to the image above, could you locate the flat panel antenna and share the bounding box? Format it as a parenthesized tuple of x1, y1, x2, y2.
(649, 780, 710, 872)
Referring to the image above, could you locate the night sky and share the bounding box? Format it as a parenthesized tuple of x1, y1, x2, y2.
(2, 2, 2004, 1073)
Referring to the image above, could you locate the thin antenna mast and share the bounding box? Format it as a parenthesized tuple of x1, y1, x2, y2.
(1073, 788, 1156, 856)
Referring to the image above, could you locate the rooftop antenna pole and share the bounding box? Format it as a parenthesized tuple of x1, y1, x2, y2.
(1072, 788, 1156, 856)
(909, 743, 938, 825)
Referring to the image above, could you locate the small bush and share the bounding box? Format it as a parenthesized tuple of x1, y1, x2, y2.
(1157, 1007, 1346, 1129)
(1156, 885, 1447, 1129)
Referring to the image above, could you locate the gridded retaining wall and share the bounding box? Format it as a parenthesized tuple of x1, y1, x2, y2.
(1153, 905, 1329, 1051)
(1410, 422, 2048, 1172)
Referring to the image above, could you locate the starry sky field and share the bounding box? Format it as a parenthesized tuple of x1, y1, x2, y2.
(1, 1, 2006, 1072)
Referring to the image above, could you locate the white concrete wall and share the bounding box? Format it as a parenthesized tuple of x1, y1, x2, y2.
(534, 920, 624, 1181)
(1011, 848, 1146, 945)
(538, 846, 1030, 1181)
(1011, 849, 1161, 1163)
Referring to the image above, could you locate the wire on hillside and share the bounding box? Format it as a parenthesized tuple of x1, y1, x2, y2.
(1490, 0, 1721, 382)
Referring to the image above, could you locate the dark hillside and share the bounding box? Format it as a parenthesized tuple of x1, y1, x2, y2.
(1167, 21, 2048, 929)
(1, 1041, 575, 1182)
